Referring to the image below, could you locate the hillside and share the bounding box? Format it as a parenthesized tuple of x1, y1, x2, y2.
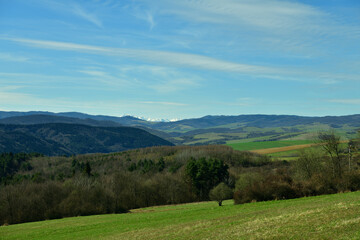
(1, 192, 359, 239)
(0, 123, 174, 155)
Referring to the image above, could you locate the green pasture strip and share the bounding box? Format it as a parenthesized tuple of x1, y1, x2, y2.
(1, 191, 360, 239)
(268, 145, 322, 158)
(227, 140, 313, 151)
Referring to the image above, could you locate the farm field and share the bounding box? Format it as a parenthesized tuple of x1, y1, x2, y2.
(227, 140, 314, 152)
(266, 141, 351, 159)
(250, 143, 316, 154)
(1, 191, 360, 239)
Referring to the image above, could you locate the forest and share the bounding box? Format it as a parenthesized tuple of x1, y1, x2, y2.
(0, 132, 359, 225)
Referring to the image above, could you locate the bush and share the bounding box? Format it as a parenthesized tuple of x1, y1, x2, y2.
(234, 169, 298, 204)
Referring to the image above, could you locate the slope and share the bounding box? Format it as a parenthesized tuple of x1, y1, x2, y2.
(0, 123, 174, 155)
(1, 191, 359, 239)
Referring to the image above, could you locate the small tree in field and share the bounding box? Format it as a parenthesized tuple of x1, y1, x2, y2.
(209, 182, 233, 206)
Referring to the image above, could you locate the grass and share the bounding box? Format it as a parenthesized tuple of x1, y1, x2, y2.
(227, 140, 313, 151)
(1, 191, 360, 239)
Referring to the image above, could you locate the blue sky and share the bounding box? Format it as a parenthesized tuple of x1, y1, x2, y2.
(0, 0, 359, 120)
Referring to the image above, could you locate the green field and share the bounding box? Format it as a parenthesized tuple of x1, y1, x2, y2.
(1, 191, 360, 239)
(268, 142, 351, 159)
(227, 140, 313, 151)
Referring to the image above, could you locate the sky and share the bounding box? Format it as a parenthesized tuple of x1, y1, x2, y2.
(0, 0, 359, 120)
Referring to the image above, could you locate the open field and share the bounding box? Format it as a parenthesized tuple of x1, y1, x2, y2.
(1, 191, 360, 239)
(228, 139, 351, 159)
(250, 143, 316, 154)
(227, 140, 313, 152)
(265, 141, 350, 158)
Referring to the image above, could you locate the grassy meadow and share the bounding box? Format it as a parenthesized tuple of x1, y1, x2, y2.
(1, 191, 360, 239)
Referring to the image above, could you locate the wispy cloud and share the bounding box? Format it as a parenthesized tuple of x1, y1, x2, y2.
(145, 12, 156, 30)
(134, 11, 156, 30)
(155, 0, 323, 31)
(115, 65, 202, 92)
(139, 101, 187, 106)
(329, 99, 360, 105)
(145, 0, 360, 55)
(0, 89, 186, 118)
(0, 37, 360, 86)
(4, 37, 359, 84)
(71, 4, 102, 28)
(2, 37, 277, 74)
(150, 78, 200, 93)
(0, 53, 29, 62)
(40, 0, 102, 27)
(79, 70, 108, 77)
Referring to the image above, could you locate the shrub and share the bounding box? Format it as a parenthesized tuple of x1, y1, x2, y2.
(209, 182, 233, 206)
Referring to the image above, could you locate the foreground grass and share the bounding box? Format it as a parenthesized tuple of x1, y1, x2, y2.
(1, 192, 360, 239)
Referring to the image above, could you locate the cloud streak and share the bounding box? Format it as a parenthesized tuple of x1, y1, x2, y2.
(72, 4, 102, 27)
(4, 37, 359, 84)
(40, 0, 102, 27)
(2, 37, 278, 74)
(144, 0, 360, 56)
(329, 99, 360, 105)
(139, 101, 187, 106)
(0, 53, 29, 62)
(156, 0, 323, 31)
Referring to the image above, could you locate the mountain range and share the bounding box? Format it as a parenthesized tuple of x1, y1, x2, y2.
(1, 111, 360, 129)
(0, 111, 359, 150)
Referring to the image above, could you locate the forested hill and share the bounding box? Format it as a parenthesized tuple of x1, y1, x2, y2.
(0, 123, 174, 156)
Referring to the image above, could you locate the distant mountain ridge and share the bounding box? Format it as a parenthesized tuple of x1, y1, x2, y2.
(0, 111, 359, 146)
(1, 111, 359, 130)
(0, 114, 122, 127)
